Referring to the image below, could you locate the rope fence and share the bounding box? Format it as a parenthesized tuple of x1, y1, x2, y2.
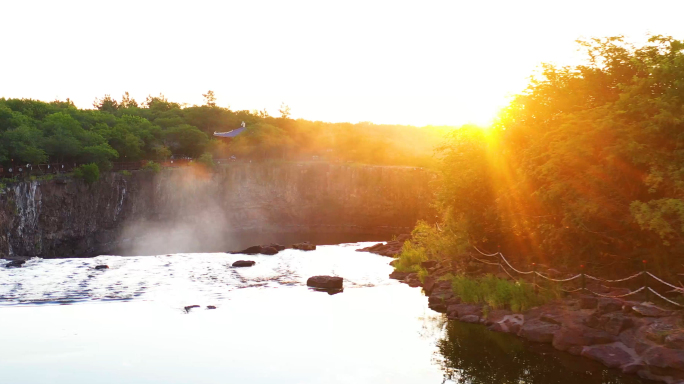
(471, 246, 684, 308)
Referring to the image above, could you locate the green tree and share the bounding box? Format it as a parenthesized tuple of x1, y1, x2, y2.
(93, 94, 119, 113)
(165, 124, 209, 157)
(202, 90, 217, 107)
(120, 92, 138, 108)
(1, 126, 47, 164)
(73, 163, 100, 184)
(278, 103, 291, 118)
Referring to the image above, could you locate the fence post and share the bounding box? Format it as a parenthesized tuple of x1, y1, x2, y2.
(643, 260, 650, 302)
(580, 264, 586, 292)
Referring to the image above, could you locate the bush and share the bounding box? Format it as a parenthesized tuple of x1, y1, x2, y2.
(119, 170, 132, 176)
(197, 152, 215, 169)
(450, 274, 554, 313)
(73, 163, 100, 185)
(143, 161, 161, 173)
(394, 241, 427, 273)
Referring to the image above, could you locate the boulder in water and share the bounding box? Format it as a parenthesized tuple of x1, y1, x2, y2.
(260, 247, 279, 255)
(389, 271, 409, 280)
(232, 260, 256, 267)
(231, 244, 284, 255)
(292, 242, 316, 251)
(266, 243, 286, 251)
(307, 275, 343, 289)
(5, 260, 26, 268)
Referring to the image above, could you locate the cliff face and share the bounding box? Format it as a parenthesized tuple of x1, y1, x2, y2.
(0, 163, 434, 258)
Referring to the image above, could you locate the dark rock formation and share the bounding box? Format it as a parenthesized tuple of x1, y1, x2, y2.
(579, 295, 598, 309)
(405, 273, 421, 287)
(306, 275, 343, 289)
(518, 319, 560, 343)
(292, 242, 316, 251)
(447, 304, 482, 321)
(553, 325, 616, 355)
(232, 260, 256, 267)
(266, 243, 286, 251)
(94, 265, 109, 270)
(5, 259, 25, 268)
(582, 342, 639, 369)
(389, 271, 409, 280)
(0, 164, 435, 258)
(231, 245, 279, 255)
(356, 234, 411, 257)
(597, 298, 623, 314)
(184, 305, 200, 312)
(207, 305, 217, 310)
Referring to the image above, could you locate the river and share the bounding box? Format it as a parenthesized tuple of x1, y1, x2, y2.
(0, 242, 646, 383)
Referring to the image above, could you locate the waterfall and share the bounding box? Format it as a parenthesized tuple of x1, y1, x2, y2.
(13, 181, 41, 237)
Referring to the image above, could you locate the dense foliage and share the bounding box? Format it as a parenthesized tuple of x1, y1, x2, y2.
(0, 94, 446, 170)
(421, 36, 684, 275)
(73, 163, 100, 185)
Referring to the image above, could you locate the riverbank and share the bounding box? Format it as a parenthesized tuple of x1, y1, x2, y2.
(369, 241, 684, 384)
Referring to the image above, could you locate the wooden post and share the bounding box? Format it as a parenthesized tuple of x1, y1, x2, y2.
(643, 260, 650, 302)
(532, 262, 538, 294)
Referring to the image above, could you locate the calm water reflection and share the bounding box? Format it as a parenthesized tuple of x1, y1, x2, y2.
(435, 320, 644, 384)
(0, 243, 646, 383)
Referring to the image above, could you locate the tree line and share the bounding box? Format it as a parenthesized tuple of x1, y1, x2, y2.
(0, 91, 447, 170)
(418, 35, 684, 276)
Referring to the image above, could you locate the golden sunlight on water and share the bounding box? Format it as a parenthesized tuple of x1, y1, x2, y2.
(0, 243, 644, 384)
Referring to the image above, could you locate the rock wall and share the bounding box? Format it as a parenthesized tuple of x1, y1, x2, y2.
(0, 162, 435, 258)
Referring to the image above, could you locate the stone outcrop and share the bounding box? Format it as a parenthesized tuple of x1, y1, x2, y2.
(356, 234, 411, 257)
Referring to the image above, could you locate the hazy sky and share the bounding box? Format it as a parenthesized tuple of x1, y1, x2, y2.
(2, 0, 684, 126)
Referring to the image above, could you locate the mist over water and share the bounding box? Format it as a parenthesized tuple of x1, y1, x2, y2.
(115, 166, 395, 256)
(118, 166, 238, 256)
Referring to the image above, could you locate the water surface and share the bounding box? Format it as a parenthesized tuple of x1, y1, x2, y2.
(0, 243, 646, 383)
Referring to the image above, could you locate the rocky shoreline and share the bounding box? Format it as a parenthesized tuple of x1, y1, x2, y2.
(362, 239, 684, 384)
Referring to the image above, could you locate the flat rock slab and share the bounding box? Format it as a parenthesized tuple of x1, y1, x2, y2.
(632, 303, 674, 318)
(553, 325, 616, 354)
(642, 345, 684, 372)
(581, 342, 639, 369)
(307, 276, 343, 289)
(232, 260, 256, 267)
(518, 319, 560, 343)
